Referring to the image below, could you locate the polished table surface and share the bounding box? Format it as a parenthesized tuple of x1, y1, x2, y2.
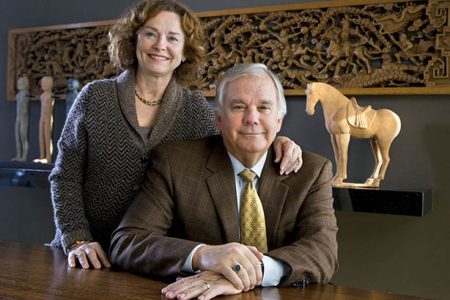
(0, 240, 427, 300)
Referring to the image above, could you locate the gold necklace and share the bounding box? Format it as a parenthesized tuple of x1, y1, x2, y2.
(135, 90, 162, 106)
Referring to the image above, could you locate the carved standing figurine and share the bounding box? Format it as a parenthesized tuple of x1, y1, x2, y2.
(66, 78, 80, 115)
(34, 76, 55, 164)
(305, 82, 401, 188)
(12, 75, 30, 162)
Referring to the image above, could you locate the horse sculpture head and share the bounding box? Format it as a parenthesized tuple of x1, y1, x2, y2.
(305, 83, 319, 116)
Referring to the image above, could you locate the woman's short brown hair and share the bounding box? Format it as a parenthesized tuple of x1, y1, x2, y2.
(108, 0, 204, 87)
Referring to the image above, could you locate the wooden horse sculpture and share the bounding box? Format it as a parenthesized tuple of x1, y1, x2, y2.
(305, 82, 401, 188)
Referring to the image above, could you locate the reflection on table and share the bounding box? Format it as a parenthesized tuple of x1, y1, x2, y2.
(0, 240, 426, 299)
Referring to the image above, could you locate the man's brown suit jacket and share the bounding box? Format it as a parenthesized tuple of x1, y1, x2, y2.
(110, 135, 338, 286)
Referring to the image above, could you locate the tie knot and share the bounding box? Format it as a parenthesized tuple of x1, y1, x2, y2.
(239, 169, 256, 183)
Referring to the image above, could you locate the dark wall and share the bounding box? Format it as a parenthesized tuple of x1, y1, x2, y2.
(1, 1, 449, 299)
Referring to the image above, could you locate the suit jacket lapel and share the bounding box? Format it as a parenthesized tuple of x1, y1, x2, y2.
(259, 148, 290, 250)
(206, 138, 240, 243)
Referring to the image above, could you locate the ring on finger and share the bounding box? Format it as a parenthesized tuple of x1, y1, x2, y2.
(232, 264, 241, 272)
(204, 281, 210, 289)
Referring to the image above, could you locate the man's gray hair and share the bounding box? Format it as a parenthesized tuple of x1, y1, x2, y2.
(214, 63, 287, 118)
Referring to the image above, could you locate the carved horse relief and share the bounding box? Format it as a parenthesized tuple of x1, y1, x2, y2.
(305, 82, 401, 188)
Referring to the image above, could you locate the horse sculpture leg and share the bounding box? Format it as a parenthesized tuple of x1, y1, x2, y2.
(365, 139, 383, 187)
(330, 135, 340, 183)
(331, 133, 350, 186)
(377, 140, 392, 182)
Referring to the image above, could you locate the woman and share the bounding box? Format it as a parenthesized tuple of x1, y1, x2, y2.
(50, 0, 302, 270)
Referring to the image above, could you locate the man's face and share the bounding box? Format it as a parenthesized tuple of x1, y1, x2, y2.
(216, 73, 283, 166)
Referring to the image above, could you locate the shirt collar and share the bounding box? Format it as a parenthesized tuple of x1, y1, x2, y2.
(228, 152, 268, 179)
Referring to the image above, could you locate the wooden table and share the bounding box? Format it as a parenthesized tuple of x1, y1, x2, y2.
(0, 240, 426, 299)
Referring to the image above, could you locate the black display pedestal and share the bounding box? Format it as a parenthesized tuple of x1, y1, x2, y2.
(0, 161, 53, 188)
(333, 187, 431, 217)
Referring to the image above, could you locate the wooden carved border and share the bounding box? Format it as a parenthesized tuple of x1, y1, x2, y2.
(6, 0, 450, 100)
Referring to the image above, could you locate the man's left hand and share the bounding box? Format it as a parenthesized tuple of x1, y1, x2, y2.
(273, 136, 303, 175)
(162, 271, 243, 300)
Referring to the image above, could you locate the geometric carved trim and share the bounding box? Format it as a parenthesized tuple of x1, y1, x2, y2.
(425, 0, 450, 86)
(6, 0, 450, 100)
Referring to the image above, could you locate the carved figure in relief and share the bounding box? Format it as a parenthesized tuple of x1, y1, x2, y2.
(319, 18, 372, 77)
(305, 82, 401, 188)
(84, 43, 99, 73)
(12, 75, 30, 162)
(34, 76, 55, 164)
(66, 78, 80, 115)
(394, 33, 419, 64)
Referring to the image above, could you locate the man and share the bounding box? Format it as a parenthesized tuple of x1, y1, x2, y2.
(110, 63, 338, 300)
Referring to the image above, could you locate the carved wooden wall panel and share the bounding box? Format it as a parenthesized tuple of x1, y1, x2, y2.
(6, 0, 450, 100)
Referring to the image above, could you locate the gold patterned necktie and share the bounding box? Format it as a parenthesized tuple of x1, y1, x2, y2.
(239, 169, 268, 253)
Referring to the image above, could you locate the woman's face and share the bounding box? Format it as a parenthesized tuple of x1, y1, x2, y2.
(135, 11, 186, 81)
